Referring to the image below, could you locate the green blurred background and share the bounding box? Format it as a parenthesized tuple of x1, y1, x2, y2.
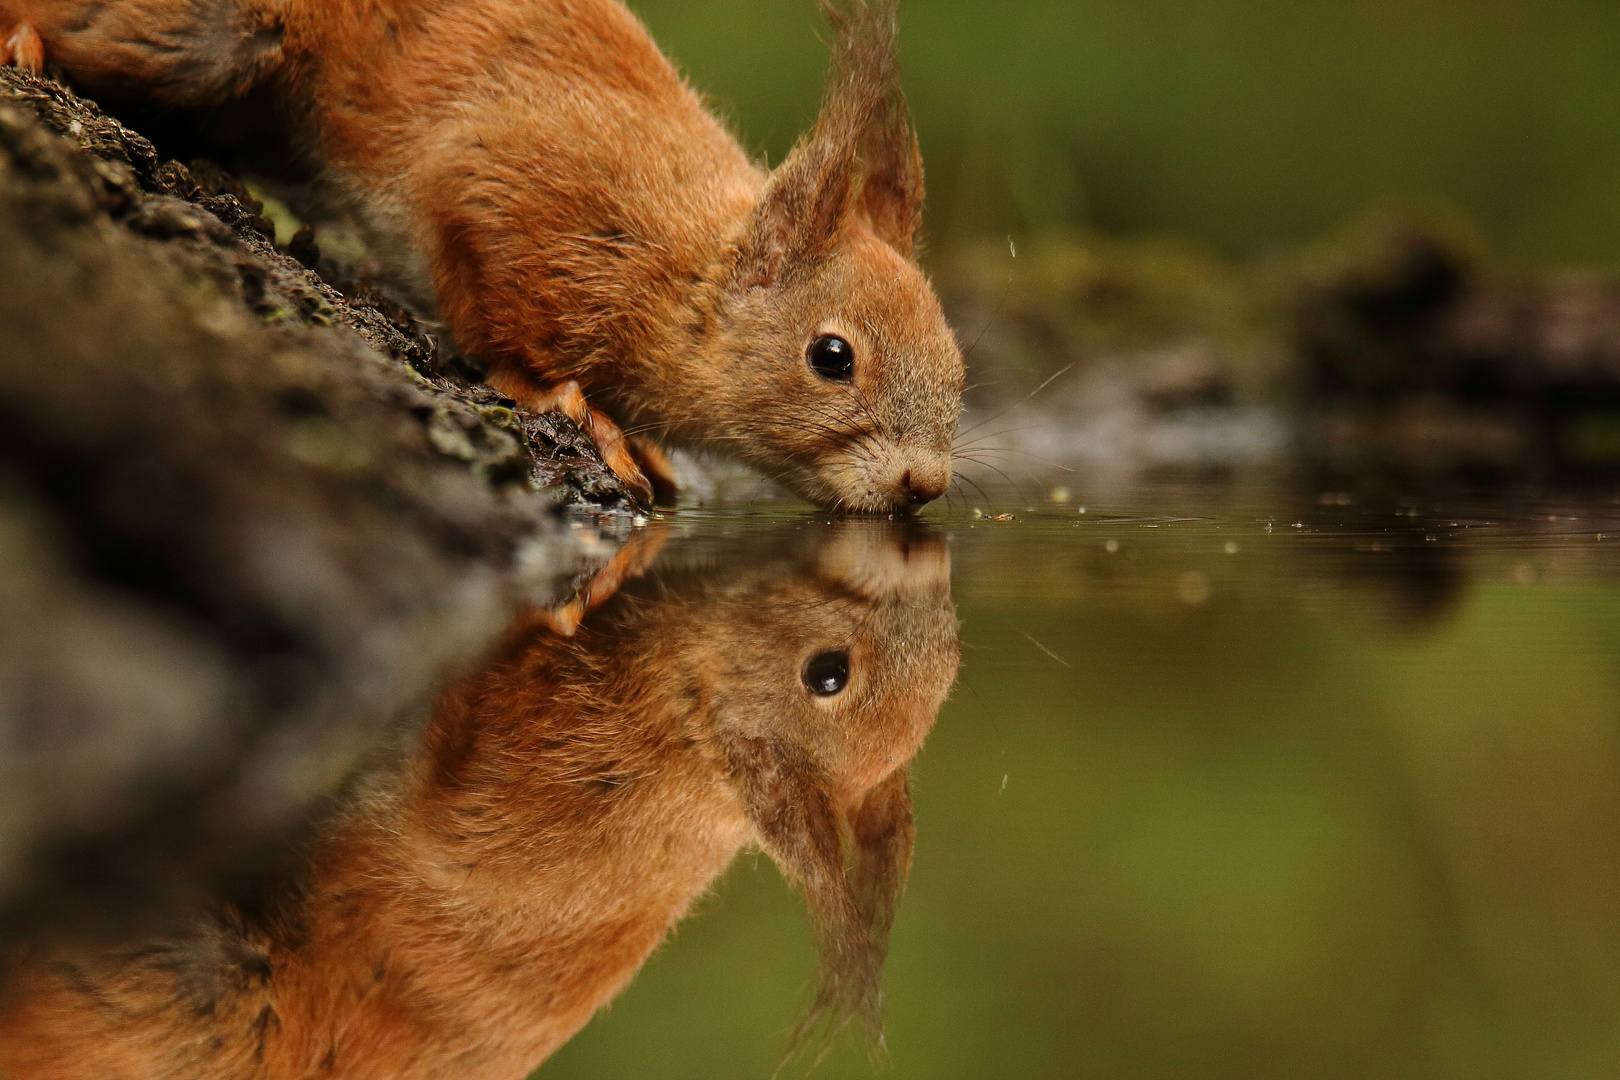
(630, 0, 1620, 267)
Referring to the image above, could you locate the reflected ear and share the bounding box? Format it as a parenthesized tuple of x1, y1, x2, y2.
(738, 140, 857, 290)
(848, 767, 913, 950)
(724, 735, 885, 1051)
(726, 735, 846, 892)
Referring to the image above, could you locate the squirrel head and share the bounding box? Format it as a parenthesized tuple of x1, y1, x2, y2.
(684, 521, 956, 811)
(688, 0, 963, 513)
(426, 520, 955, 1054)
(675, 521, 957, 1051)
(567, 521, 955, 1048)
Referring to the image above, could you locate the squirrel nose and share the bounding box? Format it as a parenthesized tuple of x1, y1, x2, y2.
(900, 469, 947, 506)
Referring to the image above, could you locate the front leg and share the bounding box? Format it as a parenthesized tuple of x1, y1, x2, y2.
(5, 22, 42, 74)
(625, 434, 678, 508)
(0, 1, 280, 103)
(487, 370, 672, 508)
(527, 380, 654, 508)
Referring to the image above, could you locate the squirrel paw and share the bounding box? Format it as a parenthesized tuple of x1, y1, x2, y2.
(516, 379, 659, 509)
(625, 435, 678, 508)
(5, 23, 44, 75)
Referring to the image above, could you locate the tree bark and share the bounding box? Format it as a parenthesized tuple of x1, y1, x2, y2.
(0, 68, 626, 941)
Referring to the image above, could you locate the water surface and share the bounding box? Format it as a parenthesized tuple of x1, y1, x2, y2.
(543, 477, 1620, 1080)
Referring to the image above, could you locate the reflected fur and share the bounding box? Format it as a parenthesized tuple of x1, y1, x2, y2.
(0, 527, 958, 1078)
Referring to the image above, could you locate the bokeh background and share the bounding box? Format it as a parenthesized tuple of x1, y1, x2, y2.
(633, 0, 1620, 266)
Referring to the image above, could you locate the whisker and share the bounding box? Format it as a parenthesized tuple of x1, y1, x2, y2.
(955, 362, 1076, 441)
(953, 446, 1078, 474)
(950, 470, 996, 511)
(960, 293, 1008, 368)
(1017, 628, 1071, 669)
(953, 421, 1058, 446)
(954, 457, 1031, 502)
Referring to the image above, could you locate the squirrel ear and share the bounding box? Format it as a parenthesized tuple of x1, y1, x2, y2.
(736, 1, 924, 288)
(826, 0, 925, 259)
(856, 98, 924, 259)
(738, 139, 857, 289)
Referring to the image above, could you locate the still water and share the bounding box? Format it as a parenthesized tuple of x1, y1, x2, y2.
(543, 478, 1620, 1080)
(5, 477, 1618, 1079)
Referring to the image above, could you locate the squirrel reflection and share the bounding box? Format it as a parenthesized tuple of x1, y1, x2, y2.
(0, 523, 958, 1080)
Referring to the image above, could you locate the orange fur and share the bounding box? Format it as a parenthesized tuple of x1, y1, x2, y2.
(0, 525, 958, 1078)
(1, 0, 964, 510)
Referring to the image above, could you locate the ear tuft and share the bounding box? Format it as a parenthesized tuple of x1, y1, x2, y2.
(738, 140, 857, 289)
(737, 0, 924, 287)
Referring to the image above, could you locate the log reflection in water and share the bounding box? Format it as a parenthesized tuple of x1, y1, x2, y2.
(0, 521, 959, 1080)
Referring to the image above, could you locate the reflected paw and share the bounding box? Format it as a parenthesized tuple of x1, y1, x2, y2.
(540, 528, 668, 636)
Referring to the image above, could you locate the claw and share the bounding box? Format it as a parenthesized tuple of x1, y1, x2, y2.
(627, 435, 678, 507)
(5, 23, 44, 75)
(488, 372, 665, 508)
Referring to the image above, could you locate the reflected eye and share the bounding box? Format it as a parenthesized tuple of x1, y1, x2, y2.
(807, 335, 854, 383)
(802, 650, 850, 695)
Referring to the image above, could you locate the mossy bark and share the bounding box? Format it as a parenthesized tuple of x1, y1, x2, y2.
(0, 68, 627, 938)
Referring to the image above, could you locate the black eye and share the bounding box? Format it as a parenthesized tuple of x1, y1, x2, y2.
(802, 650, 850, 696)
(807, 335, 854, 382)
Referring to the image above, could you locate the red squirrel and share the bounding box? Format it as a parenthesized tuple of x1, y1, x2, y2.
(0, 523, 959, 1079)
(1, 0, 963, 510)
